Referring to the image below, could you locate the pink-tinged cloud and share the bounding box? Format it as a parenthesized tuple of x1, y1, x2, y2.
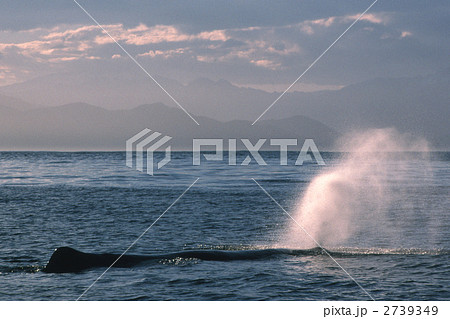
(0, 66, 16, 84)
(124, 25, 191, 45)
(48, 56, 79, 63)
(127, 23, 150, 33)
(401, 31, 412, 38)
(0, 14, 400, 82)
(266, 43, 301, 56)
(137, 48, 187, 59)
(94, 24, 229, 45)
(0, 23, 229, 69)
(299, 12, 390, 35)
(250, 59, 280, 70)
(344, 13, 389, 25)
(309, 17, 337, 27)
(42, 25, 99, 40)
(300, 24, 314, 35)
(0, 24, 119, 64)
(94, 35, 115, 45)
(197, 30, 228, 41)
(196, 55, 215, 63)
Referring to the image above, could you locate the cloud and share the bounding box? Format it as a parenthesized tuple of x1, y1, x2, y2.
(0, 23, 232, 65)
(41, 25, 99, 40)
(400, 31, 412, 38)
(249, 59, 280, 70)
(48, 56, 79, 63)
(0, 22, 302, 73)
(344, 13, 389, 25)
(122, 25, 191, 45)
(0, 25, 102, 62)
(137, 48, 187, 59)
(197, 30, 229, 42)
(0, 4, 446, 88)
(0, 64, 16, 84)
(93, 24, 229, 45)
(298, 12, 390, 35)
(308, 17, 337, 28)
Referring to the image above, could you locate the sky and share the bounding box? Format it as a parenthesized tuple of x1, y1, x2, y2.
(0, 0, 449, 91)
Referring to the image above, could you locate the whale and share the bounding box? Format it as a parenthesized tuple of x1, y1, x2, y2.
(43, 246, 449, 273)
(43, 246, 325, 273)
(43, 247, 152, 273)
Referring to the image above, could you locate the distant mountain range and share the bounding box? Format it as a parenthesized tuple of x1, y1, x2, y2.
(0, 68, 448, 150)
(0, 102, 337, 151)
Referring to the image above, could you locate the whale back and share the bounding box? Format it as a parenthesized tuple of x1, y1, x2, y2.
(43, 247, 151, 273)
(44, 247, 110, 273)
(42, 246, 321, 273)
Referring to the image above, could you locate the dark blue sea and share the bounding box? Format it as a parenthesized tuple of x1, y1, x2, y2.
(0, 151, 449, 300)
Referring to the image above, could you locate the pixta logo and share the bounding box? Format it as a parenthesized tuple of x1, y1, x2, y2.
(126, 129, 325, 175)
(126, 128, 172, 175)
(192, 138, 324, 166)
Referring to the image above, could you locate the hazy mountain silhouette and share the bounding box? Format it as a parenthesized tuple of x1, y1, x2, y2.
(0, 93, 38, 111)
(0, 102, 337, 151)
(0, 68, 448, 148)
(274, 69, 450, 148)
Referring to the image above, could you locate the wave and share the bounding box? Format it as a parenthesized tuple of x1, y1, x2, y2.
(0, 265, 42, 274)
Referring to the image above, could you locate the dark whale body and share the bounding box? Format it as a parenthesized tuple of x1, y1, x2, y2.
(43, 247, 151, 273)
(43, 246, 324, 273)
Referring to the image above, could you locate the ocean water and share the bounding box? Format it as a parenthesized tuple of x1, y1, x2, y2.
(0, 151, 449, 300)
